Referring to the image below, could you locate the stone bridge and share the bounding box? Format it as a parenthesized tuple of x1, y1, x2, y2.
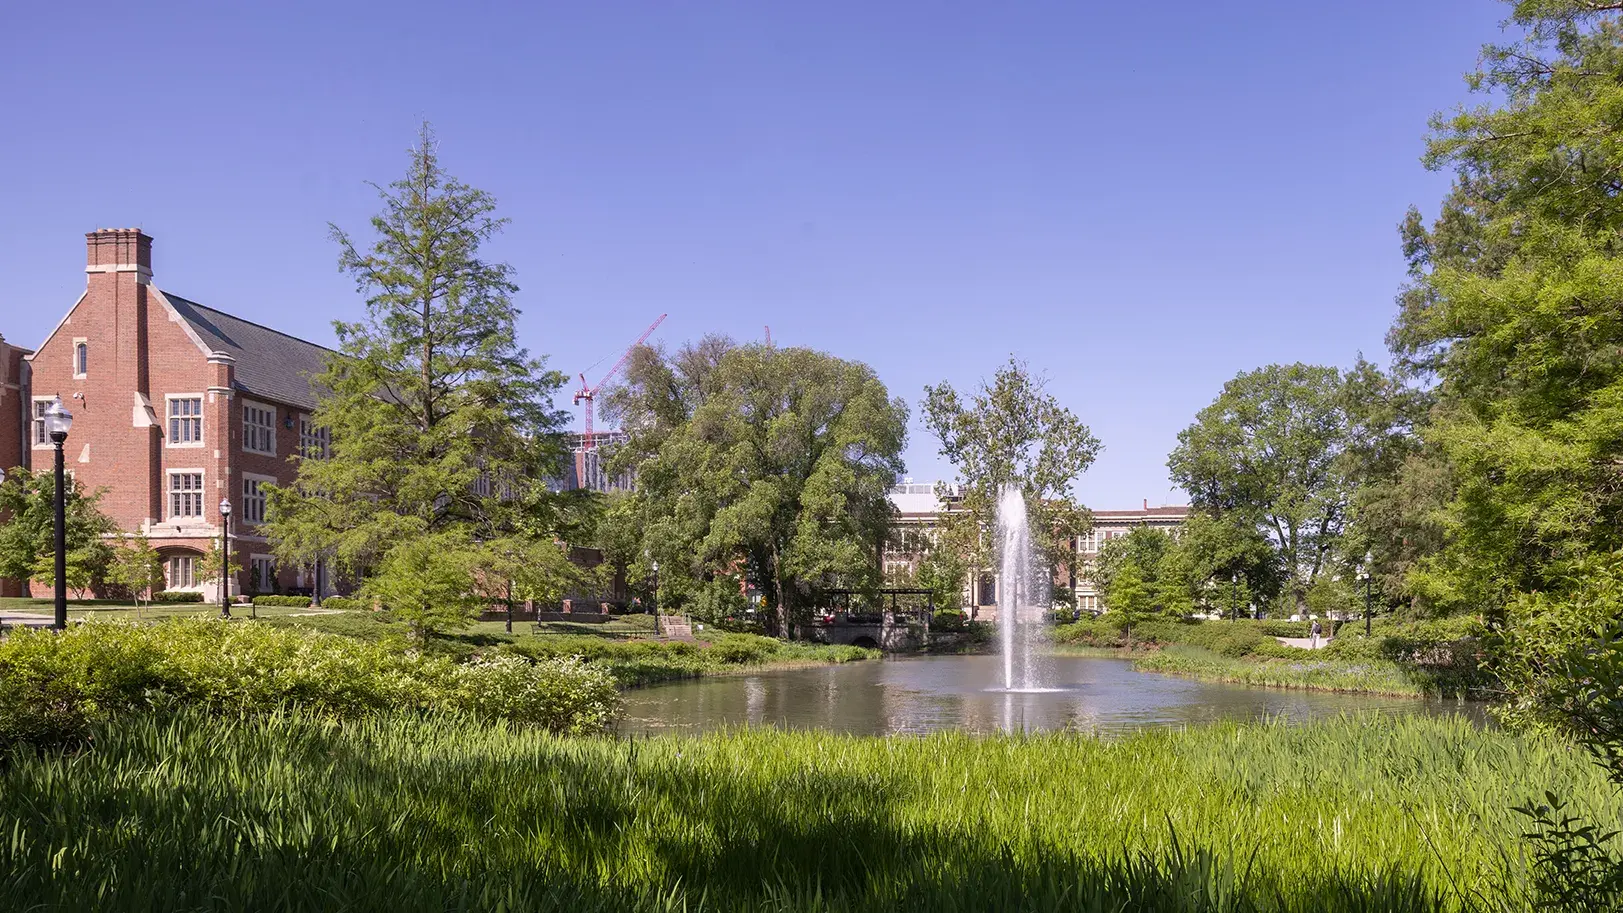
(807, 616, 926, 652)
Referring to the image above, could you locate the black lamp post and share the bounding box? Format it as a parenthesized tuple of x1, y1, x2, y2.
(1359, 556, 1373, 637)
(43, 399, 73, 631)
(1230, 572, 1240, 623)
(218, 498, 232, 618)
(650, 559, 660, 636)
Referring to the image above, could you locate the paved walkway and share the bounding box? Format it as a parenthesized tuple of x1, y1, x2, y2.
(0, 611, 56, 628)
(1275, 636, 1333, 650)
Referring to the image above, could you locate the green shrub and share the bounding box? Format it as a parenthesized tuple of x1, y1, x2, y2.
(707, 633, 780, 664)
(1257, 620, 1310, 638)
(932, 609, 969, 632)
(251, 595, 313, 607)
(152, 591, 204, 604)
(0, 619, 619, 749)
(317, 595, 363, 612)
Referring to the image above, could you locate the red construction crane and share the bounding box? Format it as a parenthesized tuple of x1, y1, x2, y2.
(573, 314, 666, 449)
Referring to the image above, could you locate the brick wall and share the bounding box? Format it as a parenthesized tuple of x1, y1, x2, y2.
(0, 337, 29, 596)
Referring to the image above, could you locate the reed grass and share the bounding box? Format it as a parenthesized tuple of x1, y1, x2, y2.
(0, 710, 1608, 911)
(1133, 644, 1437, 696)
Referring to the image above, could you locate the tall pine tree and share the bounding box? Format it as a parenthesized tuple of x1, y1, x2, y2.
(268, 126, 568, 574)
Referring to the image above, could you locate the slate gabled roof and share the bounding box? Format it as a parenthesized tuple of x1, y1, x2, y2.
(161, 291, 335, 411)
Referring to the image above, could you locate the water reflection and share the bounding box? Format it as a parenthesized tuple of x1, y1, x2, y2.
(616, 655, 1485, 737)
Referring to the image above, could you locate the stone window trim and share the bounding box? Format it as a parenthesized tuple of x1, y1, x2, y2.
(30, 396, 57, 449)
(167, 469, 206, 520)
(242, 472, 276, 526)
(72, 338, 87, 378)
(243, 399, 276, 456)
(164, 394, 206, 448)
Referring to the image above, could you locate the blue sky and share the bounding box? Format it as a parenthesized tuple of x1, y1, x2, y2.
(1, 1, 1508, 507)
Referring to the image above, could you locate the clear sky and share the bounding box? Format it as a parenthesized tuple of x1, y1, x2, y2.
(1, 1, 1508, 508)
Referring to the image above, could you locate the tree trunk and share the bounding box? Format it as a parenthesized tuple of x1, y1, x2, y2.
(771, 542, 788, 639)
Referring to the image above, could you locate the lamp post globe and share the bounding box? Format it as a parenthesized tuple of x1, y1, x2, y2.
(218, 498, 233, 619)
(44, 400, 72, 631)
(650, 559, 660, 635)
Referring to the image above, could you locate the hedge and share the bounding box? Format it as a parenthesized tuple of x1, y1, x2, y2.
(152, 591, 205, 604)
(251, 595, 313, 607)
(0, 619, 619, 749)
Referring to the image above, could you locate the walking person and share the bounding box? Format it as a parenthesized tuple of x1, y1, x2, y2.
(1310, 618, 1323, 649)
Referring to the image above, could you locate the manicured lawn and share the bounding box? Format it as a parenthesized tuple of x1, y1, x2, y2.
(0, 710, 1596, 912)
(0, 597, 329, 622)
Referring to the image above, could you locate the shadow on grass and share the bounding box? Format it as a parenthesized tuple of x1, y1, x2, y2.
(0, 713, 1463, 913)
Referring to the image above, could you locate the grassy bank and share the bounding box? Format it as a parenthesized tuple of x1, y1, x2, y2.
(1130, 644, 1439, 696)
(264, 611, 875, 687)
(0, 710, 1603, 912)
(1052, 616, 1487, 698)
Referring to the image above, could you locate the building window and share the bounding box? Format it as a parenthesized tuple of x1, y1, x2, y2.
(298, 415, 329, 459)
(168, 471, 204, 519)
(250, 556, 276, 594)
(168, 397, 203, 444)
(167, 555, 196, 589)
(243, 476, 270, 524)
(31, 398, 54, 447)
(73, 341, 88, 377)
(243, 401, 276, 455)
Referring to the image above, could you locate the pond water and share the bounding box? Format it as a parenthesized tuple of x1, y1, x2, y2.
(617, 654, 1485, 737)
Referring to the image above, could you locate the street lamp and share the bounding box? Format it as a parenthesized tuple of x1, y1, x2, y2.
(1230, 572, 1240, 623)
(650, 559, 660, 636)
(1358, 554, 1372, 637)
(43, 399, 73, 631)
(218, 498, 232, 618)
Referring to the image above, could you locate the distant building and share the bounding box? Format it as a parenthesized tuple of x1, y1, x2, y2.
(551, 431, 636, 493)
(885, 483, 1190, 614)
(1073, 502, 1190, 614)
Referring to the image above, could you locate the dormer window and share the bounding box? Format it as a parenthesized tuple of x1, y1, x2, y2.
(73, 340, 87, 377)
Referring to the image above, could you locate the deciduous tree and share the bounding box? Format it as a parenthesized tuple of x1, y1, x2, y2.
(1168, 363, 1365, 614)
(607, 338, 908, 635)
(922, 358, 1101, 603)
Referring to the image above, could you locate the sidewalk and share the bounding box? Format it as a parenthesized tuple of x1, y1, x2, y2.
(1275, 636, 1333, 651)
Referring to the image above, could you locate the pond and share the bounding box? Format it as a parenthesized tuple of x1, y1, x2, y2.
(617, 654, 1485, 737)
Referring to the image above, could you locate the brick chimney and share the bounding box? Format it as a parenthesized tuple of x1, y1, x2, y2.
(80, 229, 160, 524)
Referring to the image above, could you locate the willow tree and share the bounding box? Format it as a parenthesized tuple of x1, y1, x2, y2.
(606, 338, 908, 635)
(267, 126, 569, 577)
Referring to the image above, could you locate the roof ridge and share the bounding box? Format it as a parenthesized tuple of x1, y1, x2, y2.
(159, 289, 339, 354)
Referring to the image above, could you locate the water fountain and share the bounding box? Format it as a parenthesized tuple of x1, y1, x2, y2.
(995, 484, 1050, 692)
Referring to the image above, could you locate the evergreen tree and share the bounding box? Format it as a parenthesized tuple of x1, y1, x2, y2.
(267, 125, 569, 577)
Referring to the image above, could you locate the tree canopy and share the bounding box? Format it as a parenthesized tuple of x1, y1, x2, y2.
(0, 468, 117, 596)
(266, 125, 570, 578)
(606, 337, 908, 634)
(1388, 1, 1623, 610)
(922, 358, 1101, 589)
(1167, 363, 1369, 613)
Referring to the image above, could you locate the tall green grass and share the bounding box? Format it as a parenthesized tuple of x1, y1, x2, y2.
(1134, 644, 1439, 696)
(0, 710, 1609, 911)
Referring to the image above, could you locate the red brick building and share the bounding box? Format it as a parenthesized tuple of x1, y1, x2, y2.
(0, 335, 34, 596)
(26, 229, 333, 601)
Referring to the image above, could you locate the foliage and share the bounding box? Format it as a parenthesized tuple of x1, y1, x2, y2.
(0, 618, 619, 749)
(1095, 527, 1195, 623)
(317, 595, 363, 612)
(503, 631, 873, 687)
(1388, 3, 1623, 611)
(151, 591, 204, 604)
(266, 124, 569, 577)
(605, 336, 908, 635)
(931, 608, 969, 632)
(1177, 512, 1285, 617)
(1, 712, 1616, 911)
(0, 467, 117, 596)
(922, 357, 1100, 583)
(360, 532, 487, 642)
(105, 535, 163, 607)
(1168, 363, 1372, 613)
(251, 595, 314, 607)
